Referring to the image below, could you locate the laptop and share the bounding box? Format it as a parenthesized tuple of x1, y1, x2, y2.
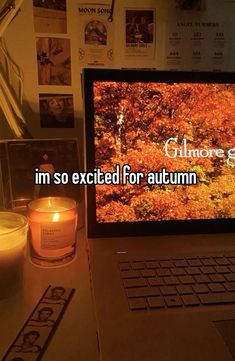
(83, 69, 235, 361)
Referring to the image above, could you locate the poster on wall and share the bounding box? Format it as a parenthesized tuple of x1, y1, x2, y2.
(36, 37, 71, 85)
(78, 3, 114, 67)
(164, 21, 229, 71)
(33, 0, 67, 33)
(39, 94, 74, 128)
(125, 8, 156, 59)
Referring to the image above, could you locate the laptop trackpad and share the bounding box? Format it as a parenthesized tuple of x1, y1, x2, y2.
(214, 320, 235, 360)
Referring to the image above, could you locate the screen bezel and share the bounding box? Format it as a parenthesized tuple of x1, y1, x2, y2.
(83, 68, 235, 238)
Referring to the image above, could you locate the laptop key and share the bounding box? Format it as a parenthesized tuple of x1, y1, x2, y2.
(121, 270, 140, 279)
(208, 283, 225, 293)
(174, 259, 188, 267)
(148, 287, 161, 296)
(185, 267, 201, 275)
(200, 266, 215, 274)
(225, 274, 235, 282)
(164, 295, 182, 307)
(124, 278, 147, 288)
(181, 294, 200, 306)
(128, 298, 147, 310)
(160, 260, 173, 268)
(179, 275, 195, 284)
(188, 259, 202, 267)
(194, 274, 210, 283)
(215, 258, 230, 266)
(193, 284, 209, 294)
(228, 265, 235, 272)
(157, 268, 171, 277)
(202, 258, 217, 266)
(171, 268, 186, 276)
(214, 266, 230, 274)
(148, 277, 164, 286)
(209, 274, 225, 283)
(147, 296, 165, 309)
(145, 261, 159, 269)
(176, 285, 194, 295)
(228, 258, 235, 265)
(164, 276, 179, 285)
(224, 283, 235, 292)
(160, 286, 177, 296)
(198, 292, 235, 305)
(126, 287, 160, 298)
(141, 269, 155, 278)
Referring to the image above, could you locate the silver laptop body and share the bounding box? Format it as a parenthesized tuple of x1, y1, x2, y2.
(83, 69, 235, 361)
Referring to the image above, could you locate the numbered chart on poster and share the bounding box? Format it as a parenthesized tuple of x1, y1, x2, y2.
(164, 21, 230, 71)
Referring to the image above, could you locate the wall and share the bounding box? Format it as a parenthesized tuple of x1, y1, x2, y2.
(0, 0, 234, 142)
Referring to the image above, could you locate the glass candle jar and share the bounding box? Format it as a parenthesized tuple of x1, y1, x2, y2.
(28, 197, 78, 267)
(0, 212, 28, 299)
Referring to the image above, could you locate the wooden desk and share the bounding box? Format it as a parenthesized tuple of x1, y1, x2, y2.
(0, 230, 99, 361)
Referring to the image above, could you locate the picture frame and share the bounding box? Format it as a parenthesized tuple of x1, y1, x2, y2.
(0, 139, 80, 212)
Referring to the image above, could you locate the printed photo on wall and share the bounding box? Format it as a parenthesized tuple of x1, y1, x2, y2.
(125, 9, 155, 58)
(39, 94, 74, 128)
(33, 0, 67, 33)
(36, 37, 71, 85)
(85, 20, 107, 45)
(78, 3, 114, 67)
(175, 0, 202, 10)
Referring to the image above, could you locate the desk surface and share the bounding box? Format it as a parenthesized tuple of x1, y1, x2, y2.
(0, 230, 99, 361)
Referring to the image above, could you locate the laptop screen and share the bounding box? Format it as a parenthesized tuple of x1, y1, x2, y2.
(83, 69, 235, 237)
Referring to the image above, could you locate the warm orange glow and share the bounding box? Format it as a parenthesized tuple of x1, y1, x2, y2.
(28, 198, 78, 265)
(53, 213, 59, 222)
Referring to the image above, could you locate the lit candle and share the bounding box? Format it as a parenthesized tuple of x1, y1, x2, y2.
(28, 197, 78, 267)
(0, 212, 27, 299)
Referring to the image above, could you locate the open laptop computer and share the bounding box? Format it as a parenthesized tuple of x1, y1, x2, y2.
(83, 69, 235, 361)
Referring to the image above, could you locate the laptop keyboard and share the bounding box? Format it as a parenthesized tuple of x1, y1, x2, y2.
(118, 253, 235, 311)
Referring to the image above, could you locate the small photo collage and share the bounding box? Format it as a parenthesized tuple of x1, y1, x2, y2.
(33, 0, 74, 129)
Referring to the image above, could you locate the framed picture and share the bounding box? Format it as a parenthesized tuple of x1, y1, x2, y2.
(0, 139, 80, 211)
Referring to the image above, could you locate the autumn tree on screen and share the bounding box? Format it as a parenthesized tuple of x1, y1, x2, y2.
(94, 81, 235, 223)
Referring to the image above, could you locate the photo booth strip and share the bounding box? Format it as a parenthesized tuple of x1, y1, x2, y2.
(2, 285, 75, 361)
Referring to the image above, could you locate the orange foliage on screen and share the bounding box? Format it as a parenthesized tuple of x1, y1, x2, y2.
(93, 81, 235, 223)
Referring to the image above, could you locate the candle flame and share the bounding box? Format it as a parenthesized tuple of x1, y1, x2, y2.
(53, 212, 59, 222)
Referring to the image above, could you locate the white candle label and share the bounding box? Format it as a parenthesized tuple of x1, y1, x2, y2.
(40, 219, 75, 250)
